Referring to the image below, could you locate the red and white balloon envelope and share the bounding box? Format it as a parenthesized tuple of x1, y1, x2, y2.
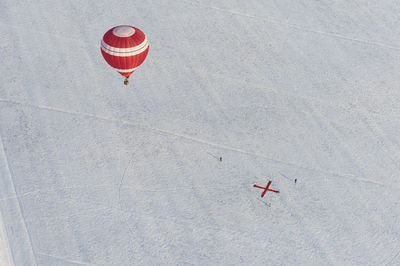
(101, 25, 149, 85)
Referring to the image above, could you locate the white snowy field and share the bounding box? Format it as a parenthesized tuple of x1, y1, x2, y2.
(1, 0, 400, 265)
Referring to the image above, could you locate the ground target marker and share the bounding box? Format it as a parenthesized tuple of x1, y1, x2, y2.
(253, 180, 280, 198)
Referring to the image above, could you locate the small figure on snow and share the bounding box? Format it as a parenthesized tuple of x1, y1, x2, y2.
(294, 178, 297, 184)
(219, 157, 222, 162)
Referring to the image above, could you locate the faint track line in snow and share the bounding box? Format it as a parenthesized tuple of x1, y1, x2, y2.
(0, 21, 87, 46)
(356, 105, 400, 173)
(180, 1, 400, 51)
(117, 143, 146, 250)
(289, 24, 400, 51)
(385, 248, 400, 266)
(0, 97, 123, 127)
(24, 207, 114, 224)
(119, 182, 250, 194)
(36, 252, 94, 266)
(144, 125, 396, 189)
(0, 184, 116, 202)
(118, 152, 135, 235)
(0, 97, 397, 190)
(0, 135, 37, 265)
(221, 75, 400, 125)
(279, 172, 292, 180)
(0, 211, 13, 266)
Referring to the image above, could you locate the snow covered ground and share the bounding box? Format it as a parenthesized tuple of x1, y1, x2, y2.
(1, 0, 400, 265)
(0, 202, 13, 266)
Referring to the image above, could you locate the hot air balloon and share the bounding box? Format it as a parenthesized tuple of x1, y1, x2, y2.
(101, 25, 149, 85)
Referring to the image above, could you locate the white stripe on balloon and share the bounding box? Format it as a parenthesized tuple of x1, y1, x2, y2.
(101, 38, 149, 57)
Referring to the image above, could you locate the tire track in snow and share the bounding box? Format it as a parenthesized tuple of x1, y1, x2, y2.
(36, 252, 95, 266)
(23, 207, 113, 224)
(0, 212, 13, 266)
(149, 126, 392, 188)
(356, 105, 400, 173)
(180, 0, 400, 51)
(116, 142, 148, 257)
(0, 184, 116, 202)
(0, 135, 37, 265)
(384, 248, 400, 266)
(0, 97, 123, 127)
(0, 97, 397, 190)
(0, 20, 87, 46)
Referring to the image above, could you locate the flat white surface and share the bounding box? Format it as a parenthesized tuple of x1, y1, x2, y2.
(0, 0, 400, 265)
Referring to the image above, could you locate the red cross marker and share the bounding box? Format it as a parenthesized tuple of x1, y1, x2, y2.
(253, 180, 280, 197)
